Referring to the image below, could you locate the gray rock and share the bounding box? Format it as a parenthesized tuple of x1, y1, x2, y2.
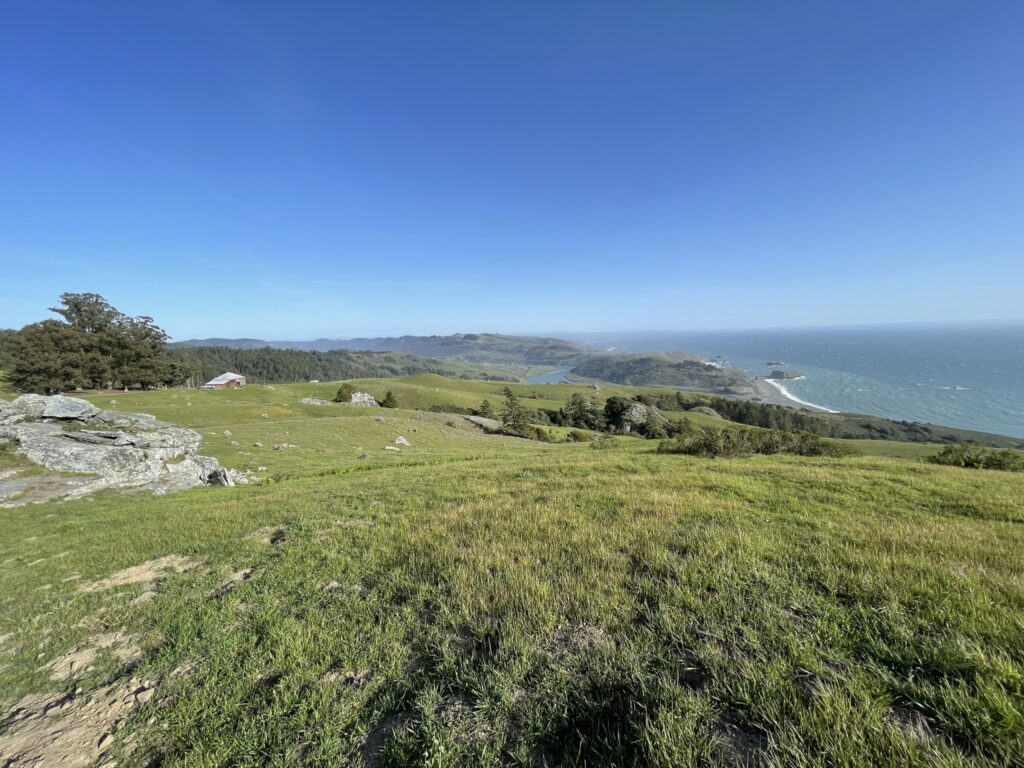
(93, 411, 167, 428)
(464, 415, 500, 430)
(394, 436, 411, 446)
(205, 468, 234, 487)
(619, 403, 669, 433)
(9, 394, 49, 418)
(0, 407, 224, 504)
(274, 443, 297, 451)
(41, 396, 100, 421)
(348, 392, 379, 407)
(299, 398, 330, 406)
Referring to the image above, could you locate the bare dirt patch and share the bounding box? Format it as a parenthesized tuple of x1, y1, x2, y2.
(0, 677, 155, 768)
(886, 705, 933, 740)
(544, 623, 611, 660)
(360, 713, 410, 768)
(42, 631, 141, 681)
(78, 555, 198, 594)
(216, 568, 255, 595)
(712, 715, 769, 767)
(322, 667, 373, 687)
(247, 526, 286, 547)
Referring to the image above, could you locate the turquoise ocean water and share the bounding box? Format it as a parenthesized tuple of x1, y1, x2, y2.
(560, 325, 1024, 439)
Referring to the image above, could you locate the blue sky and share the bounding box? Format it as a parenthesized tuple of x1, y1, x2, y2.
(2, 1, 1022, 340)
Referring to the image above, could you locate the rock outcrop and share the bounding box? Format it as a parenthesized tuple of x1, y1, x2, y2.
(299, 398, 330, 406)
(0, 394, 233, 506)
(619, 403, 670, 433)
(348, 392, 379, 407)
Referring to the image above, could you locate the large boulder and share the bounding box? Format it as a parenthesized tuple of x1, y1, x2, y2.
(9, 394, 49, 418)
(204, 468, 234, 487)
(464, 415, 500, 430)
(619, 403, 669, 433)
(41, 396, 100, 420)
(349, 392, 379, 407)
(8, 394, 101, 421)
(0, 402, 227, 504)
(1, 422, 205, 485)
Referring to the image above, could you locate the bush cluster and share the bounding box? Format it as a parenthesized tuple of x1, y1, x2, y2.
(929, 444, 1024, 471)
(657, 427, 856, 458)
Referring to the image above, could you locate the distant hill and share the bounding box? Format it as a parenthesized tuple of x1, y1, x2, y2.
(173, 338, 271, 350)
(174, 333, 588, 365)
(569, 353, 752, 393)
(169, 346, 520, 385)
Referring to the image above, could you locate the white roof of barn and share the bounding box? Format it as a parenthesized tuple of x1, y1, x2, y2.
(203, 372, 246, 386)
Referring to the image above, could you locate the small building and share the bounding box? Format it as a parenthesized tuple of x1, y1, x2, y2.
(201, 372, 247, 390)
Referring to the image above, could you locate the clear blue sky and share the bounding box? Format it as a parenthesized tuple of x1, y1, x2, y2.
(2, 1, 1022, 339)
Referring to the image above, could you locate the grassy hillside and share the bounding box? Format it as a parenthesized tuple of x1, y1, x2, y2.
(2, 378, 1023, 766)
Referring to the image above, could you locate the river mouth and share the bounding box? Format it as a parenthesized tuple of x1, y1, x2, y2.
(526, 368, 573, 384)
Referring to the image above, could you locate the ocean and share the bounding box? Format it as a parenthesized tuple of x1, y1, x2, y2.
(558, 325, 1024, 439)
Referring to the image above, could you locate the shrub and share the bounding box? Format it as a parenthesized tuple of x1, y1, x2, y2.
(590, 434, 618, 450)
(531, 427, 557, 443)
(929, 444, 1024, 471)
(426, 404, 474, 415)
(334, 383, 355, 403)
(658, 427, 856, 458)
(566, 430, 593, 443)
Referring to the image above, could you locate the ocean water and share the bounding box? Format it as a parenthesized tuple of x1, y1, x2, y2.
(559, 325, 1024, 439)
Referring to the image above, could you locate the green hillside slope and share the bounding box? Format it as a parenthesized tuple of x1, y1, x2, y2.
(1, 379, 1022, 766)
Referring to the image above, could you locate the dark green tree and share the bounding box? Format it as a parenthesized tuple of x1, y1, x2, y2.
(500, 387, 530, 437)
(7, 294, 176, 393)
(477, 399, 496, 419)
(0, 328, 17, 372)
(381, 390, 398, 408)
(334, 383, 356, 403)
(602, 396, 634, 433)
(560, 393, 604, 430)
(7, 321, 87, 393)
(49, 292, 119, 334)
(111, 315, 170, 390)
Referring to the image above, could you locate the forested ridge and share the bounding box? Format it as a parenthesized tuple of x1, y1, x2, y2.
(170, 345, 512, 385)
(569, 353, 751, 391)
(0, 294, 515, 391)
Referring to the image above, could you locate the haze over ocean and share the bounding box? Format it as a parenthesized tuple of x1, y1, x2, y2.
(563, 325, 1024, 438)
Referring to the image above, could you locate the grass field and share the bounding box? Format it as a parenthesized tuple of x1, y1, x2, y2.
(2, 378, 1023, 766)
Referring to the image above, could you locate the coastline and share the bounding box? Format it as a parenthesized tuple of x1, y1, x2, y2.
(749, 378, 838, 413)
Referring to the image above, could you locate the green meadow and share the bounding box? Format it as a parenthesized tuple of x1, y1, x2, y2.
(1, 377, 1023, 766)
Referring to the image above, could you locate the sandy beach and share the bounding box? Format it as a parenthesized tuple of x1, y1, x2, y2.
(747, 378, 836, 413)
